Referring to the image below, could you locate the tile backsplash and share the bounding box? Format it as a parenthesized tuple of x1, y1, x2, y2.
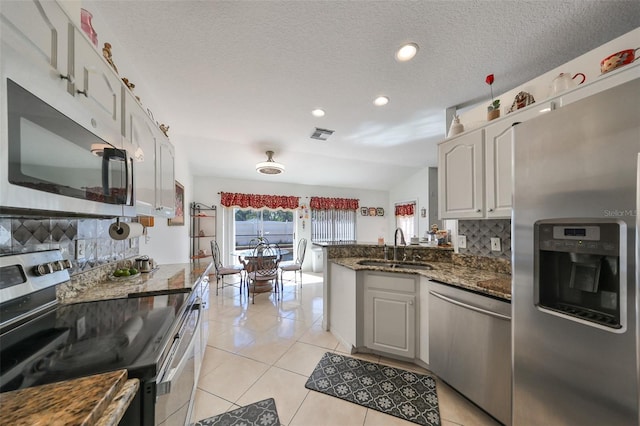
(0, 216, 139, 275)
(457, 219, 511, 260)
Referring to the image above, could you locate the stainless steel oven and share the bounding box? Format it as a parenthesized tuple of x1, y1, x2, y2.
(0, 250, 200, 425)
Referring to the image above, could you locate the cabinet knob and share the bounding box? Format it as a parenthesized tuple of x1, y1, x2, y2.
(476, 209, 481, 213)
(488, 208, 494, 212)
(409, 300, 414, 305)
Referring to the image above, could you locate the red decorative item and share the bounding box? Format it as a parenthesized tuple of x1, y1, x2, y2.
(220, 192, 299, 210)
(485, 74, 495, 85)
(309, 197, 359, 211)
(80, 9, 98, 47)
(395, 203, 415, 217)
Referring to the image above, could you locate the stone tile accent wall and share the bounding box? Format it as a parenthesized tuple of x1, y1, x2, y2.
(0, 216, 139, 276)
(457, 219, 511, 260)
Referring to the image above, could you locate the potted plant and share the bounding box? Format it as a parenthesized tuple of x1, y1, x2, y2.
(486, 74, 500, 121)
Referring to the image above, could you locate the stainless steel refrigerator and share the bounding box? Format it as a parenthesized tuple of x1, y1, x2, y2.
(512, 77, 639, 425)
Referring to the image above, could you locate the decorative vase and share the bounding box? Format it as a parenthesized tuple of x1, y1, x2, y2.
(487, 109, 500, 121)
(448, 115, 464, 137)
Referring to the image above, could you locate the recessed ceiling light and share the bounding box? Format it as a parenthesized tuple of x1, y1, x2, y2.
(311, 108, 325, 117)
(395, 42, 419, 62)
(373, 96, 389, 106)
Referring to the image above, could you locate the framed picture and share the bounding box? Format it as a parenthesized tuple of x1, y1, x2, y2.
(376, 207, 384, 216)
(168, 181, 185, 226)
(360, 207, 368, 216)
(368, 207, 377, 216)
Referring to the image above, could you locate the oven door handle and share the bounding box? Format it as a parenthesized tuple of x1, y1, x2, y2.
(156, 304, 201, 396)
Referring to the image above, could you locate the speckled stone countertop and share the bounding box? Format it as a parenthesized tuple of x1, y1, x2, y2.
(59, 261, 213, 304)
(0, 370, 139, 426)
(332, 257, 511, 301)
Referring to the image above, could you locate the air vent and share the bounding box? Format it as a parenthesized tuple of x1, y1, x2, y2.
(310, 128, 334, 141)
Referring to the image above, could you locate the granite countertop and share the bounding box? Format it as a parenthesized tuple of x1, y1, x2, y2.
(331, 257, 511, 301)
(60, 261, 212, 304)
(0, 370, 139, 426)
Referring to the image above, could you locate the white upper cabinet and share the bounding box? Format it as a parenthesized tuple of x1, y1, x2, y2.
(439, 101, 557, 220)
(155, 134, 176, 218)
(124, 90, 157, 216)
(438, 129, 485, 219)
(71, 28, 122, 145)
(484, 101, 555, 218)
(0, 0, 71, 85)
(123, 90, 175, 218)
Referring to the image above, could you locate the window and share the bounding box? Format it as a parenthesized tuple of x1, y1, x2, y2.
(395, 202, 416, 241)
(234, 208, 294, 260)
(311, 209, 356, 242)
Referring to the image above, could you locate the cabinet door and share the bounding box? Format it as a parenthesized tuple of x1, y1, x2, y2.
(72, 28, 121, 142)
(485, 102, 555, 218)
(125, 91, 157, 216)
(365, 289, 415, 358)
(438, 129, 484, 219)
(155, 136, 176, 217)
(0, 0, 71, 84)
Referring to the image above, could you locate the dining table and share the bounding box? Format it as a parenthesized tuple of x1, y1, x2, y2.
(231, 248, 290, 293)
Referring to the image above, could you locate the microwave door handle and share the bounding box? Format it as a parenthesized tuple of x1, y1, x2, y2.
(126, 153, 133, 205)
(156, 305, 201, 396)
(101, 153, 110, 197)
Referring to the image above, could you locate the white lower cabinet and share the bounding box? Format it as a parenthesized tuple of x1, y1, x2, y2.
(364, 272, 417, 359)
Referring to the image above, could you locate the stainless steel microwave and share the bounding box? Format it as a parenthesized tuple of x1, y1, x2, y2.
(0, 79, 134, 217)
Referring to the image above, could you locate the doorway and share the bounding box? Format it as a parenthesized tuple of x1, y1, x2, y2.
(233, 208, 294, 261)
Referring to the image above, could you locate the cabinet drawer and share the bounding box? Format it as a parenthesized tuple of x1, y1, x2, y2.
(364, 271, 416, 293)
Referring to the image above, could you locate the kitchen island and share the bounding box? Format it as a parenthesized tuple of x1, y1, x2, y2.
(323, 244, 512, 425)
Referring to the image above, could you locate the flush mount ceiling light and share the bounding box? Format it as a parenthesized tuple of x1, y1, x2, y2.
(373, 96, 389, 106)
(256, 150, 285, 175)
(395, 42, 419, 62)
(311, 108, 325, 117)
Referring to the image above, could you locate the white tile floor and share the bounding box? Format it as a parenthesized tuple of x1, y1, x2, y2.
(193, 272, 501, 426)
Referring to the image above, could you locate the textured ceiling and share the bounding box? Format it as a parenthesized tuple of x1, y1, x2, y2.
(87, 0, 640, 191)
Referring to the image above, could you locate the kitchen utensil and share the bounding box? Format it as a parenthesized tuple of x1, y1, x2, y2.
(600, 48, 639, 74)
(135, 255, 154, 272)
(551, 72, 586, 96)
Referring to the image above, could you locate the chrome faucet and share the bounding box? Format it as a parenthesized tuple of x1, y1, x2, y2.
(393, 228, 406, 261)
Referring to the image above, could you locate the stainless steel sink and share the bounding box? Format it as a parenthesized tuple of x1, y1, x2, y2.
(357, 260, 434, 270)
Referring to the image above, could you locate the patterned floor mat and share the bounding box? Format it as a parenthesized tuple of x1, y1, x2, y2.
(305, 352, 440, 425)
(193, 398, 280, 426)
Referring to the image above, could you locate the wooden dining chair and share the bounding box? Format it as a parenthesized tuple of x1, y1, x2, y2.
(211, 240, 243, 296)
(242, 241, 282, 303)
(279, 238, 307, 287)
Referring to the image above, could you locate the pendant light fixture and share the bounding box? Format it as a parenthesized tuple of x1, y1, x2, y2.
(256, 150, 285, 175)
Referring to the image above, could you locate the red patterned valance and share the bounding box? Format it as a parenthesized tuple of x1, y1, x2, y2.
(395, 203, 415, 217)
(310, 196, 359, 211)
(220, 192, 299, 209)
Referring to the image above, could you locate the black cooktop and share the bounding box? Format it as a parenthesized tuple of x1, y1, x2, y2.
(0, 291, 190, 393)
